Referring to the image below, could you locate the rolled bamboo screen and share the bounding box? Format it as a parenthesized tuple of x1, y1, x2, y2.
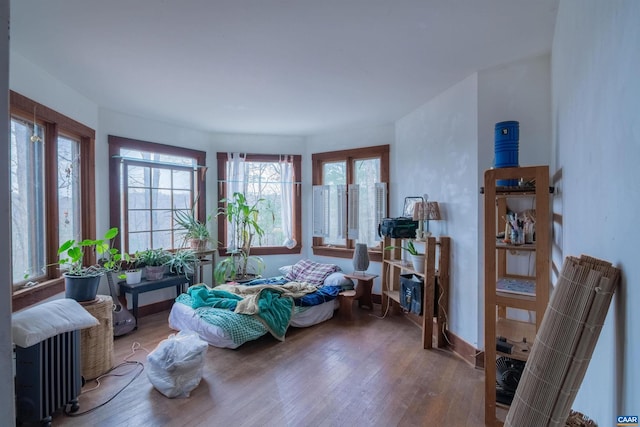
(505, 255, 621, 427)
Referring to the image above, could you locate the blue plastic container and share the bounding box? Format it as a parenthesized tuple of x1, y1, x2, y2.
(494, 121, 519, 185)
(495, 147, 519, 168)
(495, 121, 519, 142)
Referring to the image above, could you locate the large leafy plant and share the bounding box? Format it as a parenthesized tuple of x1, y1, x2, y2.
(215, 192, 265, 282)
(58, 227, 122, 277)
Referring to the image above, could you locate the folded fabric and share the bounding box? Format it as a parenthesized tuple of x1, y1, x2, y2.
(295, 285, 341, 306)
(187, 285, 242, 310)
(235, 287, 293, 340)
(216, 282, 318, 300)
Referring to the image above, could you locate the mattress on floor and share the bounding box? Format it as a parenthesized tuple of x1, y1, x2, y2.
(168, 298, 338, 349)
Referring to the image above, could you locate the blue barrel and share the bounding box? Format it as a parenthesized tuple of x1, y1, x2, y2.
(494, 121, 519, 185)
(495, 121, 519, 142)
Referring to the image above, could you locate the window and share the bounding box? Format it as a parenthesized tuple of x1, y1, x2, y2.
(109, 136, 207, 254)
(10, 91, 96, 309)
(217, 153, 302, 256)
(312, 145, 389, 260)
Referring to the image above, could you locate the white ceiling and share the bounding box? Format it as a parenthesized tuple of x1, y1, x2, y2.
(11, 0, 558, 136)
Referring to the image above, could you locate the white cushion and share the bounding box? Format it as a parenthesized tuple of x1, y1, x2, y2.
(12, 298, 100, 348)
(278, 265, 294, 275)
(323, 272, 354, 289)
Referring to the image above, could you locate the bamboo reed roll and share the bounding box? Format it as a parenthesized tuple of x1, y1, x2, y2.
(505, 255, 620, 427)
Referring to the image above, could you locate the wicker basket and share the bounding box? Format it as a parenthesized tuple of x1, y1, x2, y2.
(80, 295, 114, 380)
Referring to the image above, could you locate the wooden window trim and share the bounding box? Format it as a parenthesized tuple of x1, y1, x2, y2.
(10, 91, 96, 312)
(311, 144, 389, 261)
(108, 135, 207, 253)
(216, 152, 302, 256)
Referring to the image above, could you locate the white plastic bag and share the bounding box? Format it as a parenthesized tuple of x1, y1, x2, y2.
(146, 330, 208, 398)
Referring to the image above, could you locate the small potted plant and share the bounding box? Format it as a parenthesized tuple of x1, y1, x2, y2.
(136, 248, 172, 281)
(174, 197, 212, 251)
(215, 192, 265, 283)
(57, 227, 122, 301)
(385, 240, 425, 274)
(118, 253, 142, 284)
(165, 249, 199, 279)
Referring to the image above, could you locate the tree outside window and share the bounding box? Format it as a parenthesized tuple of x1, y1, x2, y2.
(217, 153, 301, 256)
(312, 145, 389, 261)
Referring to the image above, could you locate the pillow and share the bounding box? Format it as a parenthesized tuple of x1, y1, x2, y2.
(285, 259, 340, 286)
(278, 265, 294, 276)
(12, 298, 100, 348)
(323, 272, 355, 290)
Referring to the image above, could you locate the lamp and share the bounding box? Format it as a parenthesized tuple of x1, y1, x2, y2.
(424, 201, 441, 237)
(352, 243, 370, 275)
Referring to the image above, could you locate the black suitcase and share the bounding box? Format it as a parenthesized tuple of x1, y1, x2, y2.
(378, 217, 419, 239)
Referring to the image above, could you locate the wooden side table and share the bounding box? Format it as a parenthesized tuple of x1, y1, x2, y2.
(193, 248, 217, 286)
(339, 273, 378, 320)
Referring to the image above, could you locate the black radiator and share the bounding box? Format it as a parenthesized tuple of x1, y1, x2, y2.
(15, 330, 82, 425)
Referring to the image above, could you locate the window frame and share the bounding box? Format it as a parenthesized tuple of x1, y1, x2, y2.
(10, 91, 96, 311)
(311, 144, 390, 261)
(216, 152, 302, 257)
(108, 135, 207, 254)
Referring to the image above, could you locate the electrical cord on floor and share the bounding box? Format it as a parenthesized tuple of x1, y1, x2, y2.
(63, 342, 148, 417)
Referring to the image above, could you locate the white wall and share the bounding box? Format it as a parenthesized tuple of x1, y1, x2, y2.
(478, 54, 551, 172)
(552, 0, 640, 422)
(304, 124, 395, 291)
(1, 0, 15, 422)
(10, 52, 99, 130)
(396, 75, 480, 346)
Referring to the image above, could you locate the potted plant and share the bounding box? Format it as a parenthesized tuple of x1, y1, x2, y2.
(215, 192, 266, 283)
(136, 248, 172, 280)
(117, 253, 143, 285)
(385, 240, 425, 274)
(57, 227, 122, 301)
(166, 249, 199, 279)
(174, 198, 212, 251)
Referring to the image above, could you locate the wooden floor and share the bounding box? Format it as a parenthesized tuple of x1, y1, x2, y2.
(51, 305, 485, 427)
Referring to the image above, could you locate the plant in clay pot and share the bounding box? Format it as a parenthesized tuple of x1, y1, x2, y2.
(174, 195, 212, 251)
(136, 248, 172, 281)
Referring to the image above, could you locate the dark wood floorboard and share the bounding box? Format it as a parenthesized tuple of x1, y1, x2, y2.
(50, 304, 485, 427)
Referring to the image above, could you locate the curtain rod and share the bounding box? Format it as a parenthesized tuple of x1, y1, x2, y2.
(112, 155, 207, 169)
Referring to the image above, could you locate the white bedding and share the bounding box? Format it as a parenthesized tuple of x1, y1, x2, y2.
(169, 299, 338, 349)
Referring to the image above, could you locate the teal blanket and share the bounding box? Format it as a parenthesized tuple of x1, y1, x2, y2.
(187, 285, 242, 309)
(180, 285, 294, 341)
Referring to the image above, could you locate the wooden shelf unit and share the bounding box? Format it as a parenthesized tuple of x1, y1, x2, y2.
(381, 235, 450, 349)
(483, 165, 551, 426)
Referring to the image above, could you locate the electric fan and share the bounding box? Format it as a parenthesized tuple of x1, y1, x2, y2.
(495, 356, 525, 405)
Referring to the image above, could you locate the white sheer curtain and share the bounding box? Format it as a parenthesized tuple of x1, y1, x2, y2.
(280, 155, 296, 249)
(226, 152, 246, 251)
